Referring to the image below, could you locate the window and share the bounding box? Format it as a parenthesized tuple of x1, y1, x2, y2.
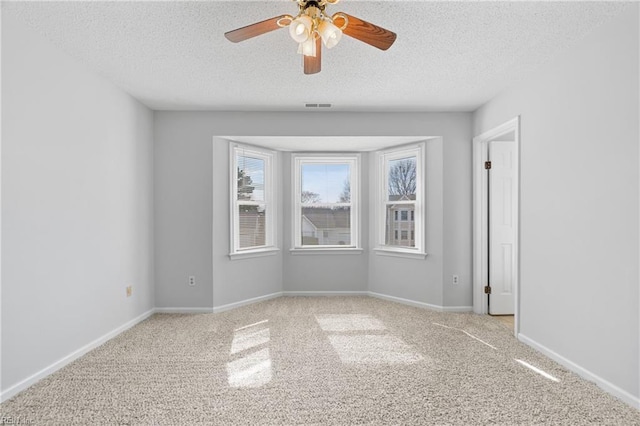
(292, 154, 360, 252)
(230, 144, 277, 258)
(376, 143, 425, 258)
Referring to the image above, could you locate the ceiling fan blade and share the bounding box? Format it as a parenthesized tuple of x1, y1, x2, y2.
(225, 15, 289, 43)
(304, 38, 322, 74)
(337, 13, 397, 51)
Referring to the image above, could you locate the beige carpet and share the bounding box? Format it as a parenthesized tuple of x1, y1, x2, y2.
(1, 296, 639, 425)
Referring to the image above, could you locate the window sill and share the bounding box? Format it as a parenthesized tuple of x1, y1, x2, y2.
(289, 248, 364, 255)
(229, 248, 280, 260)
(373, 248, 427, 260)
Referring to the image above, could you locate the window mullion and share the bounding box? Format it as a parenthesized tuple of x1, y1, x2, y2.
(238, 201, 267, 207)
(301, 203, 352, 208)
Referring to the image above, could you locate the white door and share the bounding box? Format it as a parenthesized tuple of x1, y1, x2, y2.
(488, 141, 516, 315)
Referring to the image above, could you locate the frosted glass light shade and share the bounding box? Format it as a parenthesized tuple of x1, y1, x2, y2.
(297, 37, 317, 57)
(289, 15, 313, 43)
(318, 20, 342, 49)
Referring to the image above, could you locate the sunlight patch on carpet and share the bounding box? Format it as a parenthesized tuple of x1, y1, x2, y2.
(230, 327, 270, 355)
(226, 348, 272, 388)
(515, 359, 560, 382)
(328, 335, 423, 364)
(315, 314, 386, 332)
(235, 319, 269, 332)
(432, 322, 498, 350)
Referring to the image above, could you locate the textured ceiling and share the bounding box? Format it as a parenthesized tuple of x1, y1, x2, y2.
(2, 1, 629, 111)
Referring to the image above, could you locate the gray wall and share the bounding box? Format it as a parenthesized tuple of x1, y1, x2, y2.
(473, 5, 639, 400)
(366, 117, 474, 308)
(367, 139, 444, 305)
(212, 139, 284, 307)
(2, 13, 155, 392)
(153, 112, 473, 309)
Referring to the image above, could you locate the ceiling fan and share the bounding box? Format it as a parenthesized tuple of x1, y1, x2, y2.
(224, 0, 397, 75)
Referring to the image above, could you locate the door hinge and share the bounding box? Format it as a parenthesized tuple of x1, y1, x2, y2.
(484, 285, 492, 294)
(485, 161, 492, 170)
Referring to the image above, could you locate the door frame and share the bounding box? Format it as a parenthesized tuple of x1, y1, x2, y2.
(472, 117, 520, 336)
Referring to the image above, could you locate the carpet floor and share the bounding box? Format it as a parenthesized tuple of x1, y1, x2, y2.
(1, 296, 639, 425)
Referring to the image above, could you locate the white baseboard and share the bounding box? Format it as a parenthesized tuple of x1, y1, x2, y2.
(0, 308, 155, 403)
(368, 291, 444, 311)
(212, 292, 282, 313)
(368, 292, 472, 312)
(518, 333, 640, 409)
(442, 305, 474, 312)
(283, 291, 368, 296)
(154, 307, 213, 314)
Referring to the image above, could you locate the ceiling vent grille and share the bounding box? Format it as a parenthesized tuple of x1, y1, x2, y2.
(305, 103, 332, 108)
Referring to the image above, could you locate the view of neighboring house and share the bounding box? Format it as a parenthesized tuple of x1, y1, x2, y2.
(302, 207, 351, 246)
(385, 195, 416, 247)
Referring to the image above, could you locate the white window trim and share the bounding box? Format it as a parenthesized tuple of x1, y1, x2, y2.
(373, 247, 426, 259)
(291, 153, 361, 253)
(229, 143, 278, 259)
(229, 247, 280, 260)
(375, 143, 427, 259)
(289, 248, 364, 255)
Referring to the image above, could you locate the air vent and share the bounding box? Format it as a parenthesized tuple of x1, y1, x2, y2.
(305, 103, 332, 108)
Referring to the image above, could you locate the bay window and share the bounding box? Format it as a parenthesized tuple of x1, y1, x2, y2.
(376, 144, 426, 258)
(292, 154, 360, 252)
(230, 143, 277, 258)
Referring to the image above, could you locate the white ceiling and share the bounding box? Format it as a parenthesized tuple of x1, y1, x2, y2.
(2, 1, 628, 112)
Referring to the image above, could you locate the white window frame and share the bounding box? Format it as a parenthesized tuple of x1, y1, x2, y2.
(291, 154, 362, 255)
(374, 143, 426, 259)
(229, 143, 278, 260)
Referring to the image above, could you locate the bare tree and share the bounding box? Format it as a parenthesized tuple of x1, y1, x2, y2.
(339, 179, 350, 203)
(388, 159, 416, 197)
(301, 190, 321, 203)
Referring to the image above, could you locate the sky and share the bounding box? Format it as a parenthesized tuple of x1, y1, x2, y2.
(301, 164, 350, 204)
(238, 156, 351, 204)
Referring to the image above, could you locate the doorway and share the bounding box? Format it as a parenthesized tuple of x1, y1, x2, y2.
(472, 117, 520, 336)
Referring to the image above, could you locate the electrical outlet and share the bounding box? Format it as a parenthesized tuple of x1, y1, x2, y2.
(126, 286, 132, 297)
(188, 276, 196, 286)
(452, 275, 459, 285)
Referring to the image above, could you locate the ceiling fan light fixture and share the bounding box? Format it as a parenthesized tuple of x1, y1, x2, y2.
(289, 15, 313, 43)
(318, 19, 342, 49)
(224, 1, 396, 74)
(298, 36, 317, 57)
